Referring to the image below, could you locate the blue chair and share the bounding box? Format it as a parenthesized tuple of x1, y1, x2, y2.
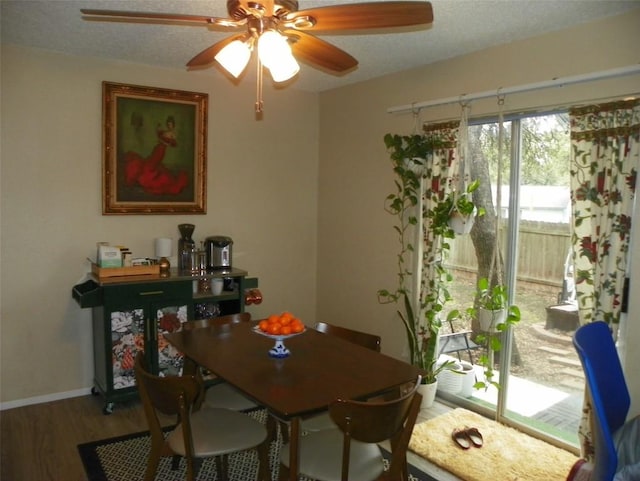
(573, 321, 631, 481)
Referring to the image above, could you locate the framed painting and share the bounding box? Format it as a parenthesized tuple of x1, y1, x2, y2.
(102, 82, 208, 214)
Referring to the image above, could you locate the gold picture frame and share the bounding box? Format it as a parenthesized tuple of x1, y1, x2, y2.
(102, 82, 208, 214)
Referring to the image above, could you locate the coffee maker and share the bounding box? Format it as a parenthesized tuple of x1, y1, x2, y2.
(204, 236, 233, 270)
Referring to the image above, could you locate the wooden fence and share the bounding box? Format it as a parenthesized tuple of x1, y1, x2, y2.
(447, 221, 571, 287)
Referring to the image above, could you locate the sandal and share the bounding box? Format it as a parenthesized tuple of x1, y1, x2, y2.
(451, 428, 471, 449)
(465, 427, 484, 447)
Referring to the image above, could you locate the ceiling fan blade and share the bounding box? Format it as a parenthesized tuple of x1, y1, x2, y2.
(284, 30, 357, 73)
(187, 34, 247, 67)
(283, 1, 433, 31)
(80, 9, 244, 28)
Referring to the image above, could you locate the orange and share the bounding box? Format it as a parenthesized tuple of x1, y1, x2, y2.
(267, 323, 282, 335)
(262, 312, 303, 335)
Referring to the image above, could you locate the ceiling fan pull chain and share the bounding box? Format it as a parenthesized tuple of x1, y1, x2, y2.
(256, 57, 264, 114)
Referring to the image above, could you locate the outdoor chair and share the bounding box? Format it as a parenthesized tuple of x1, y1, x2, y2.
(438, 316, 480, 364)
(278, 375, 423, 481)
(134, 351, 270, 481)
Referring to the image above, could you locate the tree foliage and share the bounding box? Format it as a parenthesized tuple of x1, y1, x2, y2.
(469, 113, 570, 187)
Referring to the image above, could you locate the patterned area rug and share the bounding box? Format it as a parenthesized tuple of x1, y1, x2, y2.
(78, 408, 436, 481)
(409, 408, 579, 481)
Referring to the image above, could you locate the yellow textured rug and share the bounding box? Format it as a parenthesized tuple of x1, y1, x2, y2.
(409, 408, 579, 481)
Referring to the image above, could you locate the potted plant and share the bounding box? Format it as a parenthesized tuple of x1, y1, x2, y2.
(399, 291, 460, 406)
(378, 133, 459, 407)
(426, 179, 484, 238)
(476, 277, 509, 331)
(472, 278, 521, 390)
(448, 181, 483, 234)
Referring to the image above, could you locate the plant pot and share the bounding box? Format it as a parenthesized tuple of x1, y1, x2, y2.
(402, 157, 426, 175)
(448, 207, 476, 235)
(478, 307, 507, 332)
(436, 359, 463, 395)
(436, 369, 464, 395)
(417, 380, 438, 408)
(458, 361, 476, 398)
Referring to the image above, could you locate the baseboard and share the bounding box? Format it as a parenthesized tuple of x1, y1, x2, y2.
(0, 387, 92, 411)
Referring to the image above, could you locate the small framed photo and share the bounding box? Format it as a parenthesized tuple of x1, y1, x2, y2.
(102, 82, 208, 214)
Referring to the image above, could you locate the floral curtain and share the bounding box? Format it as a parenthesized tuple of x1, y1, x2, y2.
(569, 98, 640, 459)
(418, 121, 460, 340)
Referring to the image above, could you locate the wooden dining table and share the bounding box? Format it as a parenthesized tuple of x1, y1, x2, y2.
(164, 320, 422, 481)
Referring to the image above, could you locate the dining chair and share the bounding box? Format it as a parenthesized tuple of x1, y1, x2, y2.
(573, 321, 631, 481)
(182, 312, 260, 412)
(299, 322, 382, 433)
(315, 321, 382, 352)
(279, 375, 422, 481)
(134, 351, 270, 481)
(184, 313, 283, 444)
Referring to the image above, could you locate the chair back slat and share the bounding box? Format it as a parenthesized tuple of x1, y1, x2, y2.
(183, 312, 251, 331)
(329, 377, 420, 443)
(134, 351, 201, 415)
(315, 321, 381, 352)
(329, 376, 422, 481)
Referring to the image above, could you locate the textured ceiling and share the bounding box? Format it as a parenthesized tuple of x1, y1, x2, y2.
(2, 0, 639, 92)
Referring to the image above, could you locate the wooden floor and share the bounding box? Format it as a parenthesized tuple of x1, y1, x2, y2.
(0, 393, 459, 481)
(0, 394, 171, 481)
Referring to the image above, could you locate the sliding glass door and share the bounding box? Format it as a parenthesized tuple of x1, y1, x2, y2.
(441, 112, 583, 450)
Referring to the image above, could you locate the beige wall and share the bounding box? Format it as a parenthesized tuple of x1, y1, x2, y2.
(0, 45, 319, 404)
(316, 10, 640, 416)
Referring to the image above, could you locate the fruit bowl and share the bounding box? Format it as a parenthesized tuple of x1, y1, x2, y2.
(252, 326, 306, 358)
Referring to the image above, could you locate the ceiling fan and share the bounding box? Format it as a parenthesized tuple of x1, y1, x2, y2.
(81, 1, 434, 113)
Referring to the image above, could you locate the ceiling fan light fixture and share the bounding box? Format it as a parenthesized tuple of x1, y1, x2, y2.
(257, 30, 290, 68)
(257, 30, 299, 82)
(267, 52, 299, 82)
(215, 39, 251, 77)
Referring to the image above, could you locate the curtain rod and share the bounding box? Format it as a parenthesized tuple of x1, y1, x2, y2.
(387, 64, 640, 115)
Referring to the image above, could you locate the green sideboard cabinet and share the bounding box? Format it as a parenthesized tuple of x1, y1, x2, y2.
(73, 267, 257, 414)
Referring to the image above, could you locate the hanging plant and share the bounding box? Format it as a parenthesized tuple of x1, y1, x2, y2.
(473, 300, 521, 391)
(426, 179, 484, 238)
(475, 277, 520, 330)
(377, 133, 459, 386)
(446, 103, 482, 235)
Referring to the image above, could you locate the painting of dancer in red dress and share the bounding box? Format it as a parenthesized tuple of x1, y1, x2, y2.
(103, 82, 207, 214)
(123, 116, 189, 196)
